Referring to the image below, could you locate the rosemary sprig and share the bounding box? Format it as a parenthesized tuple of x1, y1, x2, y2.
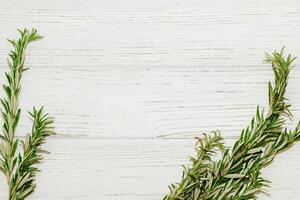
(164, 49, 300, 200)
(0, 29, 55, 200)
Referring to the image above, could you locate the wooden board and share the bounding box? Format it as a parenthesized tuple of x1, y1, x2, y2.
(0, 0, 300, 199)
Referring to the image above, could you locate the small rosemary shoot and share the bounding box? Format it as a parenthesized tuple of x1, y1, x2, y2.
(164, 48, 300, 200)
(0, 29, 55, 200)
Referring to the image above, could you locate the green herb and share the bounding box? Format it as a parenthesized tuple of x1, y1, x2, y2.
(164, 48, 300, 200)
(0, 29, 55, 200)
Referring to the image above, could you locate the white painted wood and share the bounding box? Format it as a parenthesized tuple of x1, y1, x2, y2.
(0, 0, 300, 199)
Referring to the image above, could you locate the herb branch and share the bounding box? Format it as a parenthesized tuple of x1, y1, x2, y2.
(0, 29, 55, 200)
(164, 48, 300, 200)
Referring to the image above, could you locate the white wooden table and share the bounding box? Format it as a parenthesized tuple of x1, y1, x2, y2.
(0, 0, 300, 199)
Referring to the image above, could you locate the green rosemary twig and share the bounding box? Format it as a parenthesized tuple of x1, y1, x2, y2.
(0, 29, 55, 200)
(164, 49, 300, 200)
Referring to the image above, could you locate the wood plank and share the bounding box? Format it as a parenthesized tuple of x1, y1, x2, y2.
(0, 138, 299, 199)
(0, 65, 296, 139)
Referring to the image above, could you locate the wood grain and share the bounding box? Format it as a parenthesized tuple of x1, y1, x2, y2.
(0, 0, 300, 199)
